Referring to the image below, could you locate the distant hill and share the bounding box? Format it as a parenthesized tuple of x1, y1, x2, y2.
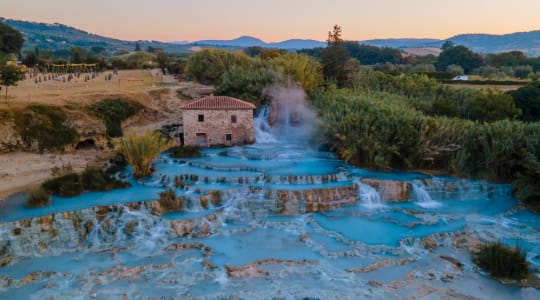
(192, 35, 326, 50)
(0, 17, 192, 53)
(360, 31, 540, 56)
(193, 36, 267, 47)
(3, 17, 540, 55)
(449, 31, 540, 55)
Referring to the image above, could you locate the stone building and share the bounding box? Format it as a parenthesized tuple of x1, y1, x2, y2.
(180, 96, 256, 147)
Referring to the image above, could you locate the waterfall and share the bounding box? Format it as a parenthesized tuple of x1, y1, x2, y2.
(412, 183, 442, 208)
(356, 181, 386, 209)
(254, 106, 277, 144)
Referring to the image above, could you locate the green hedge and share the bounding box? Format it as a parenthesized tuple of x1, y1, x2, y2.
(311, 88, 540, 205)
(89, 98, 143, 137)
(13, 105, 78, 152)
(41, 168, 130, 198)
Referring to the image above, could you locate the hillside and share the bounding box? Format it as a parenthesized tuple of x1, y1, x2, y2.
(450, 31, 540, 55)
(0, 17, 192, 53)
(359, 31, 540, 56)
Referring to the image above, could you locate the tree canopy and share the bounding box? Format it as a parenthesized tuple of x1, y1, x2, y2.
(0, 23, 24, 55)
(320, 25, 351, 87)
(510, 80, 540, 122)
(436, 45, 483, 74)
(0, 64, 25, 103)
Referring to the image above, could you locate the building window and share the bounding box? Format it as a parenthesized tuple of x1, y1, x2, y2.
(226, 134, 232, 141)
(231, 115, 237, 123)
(198, 114, 204, 122)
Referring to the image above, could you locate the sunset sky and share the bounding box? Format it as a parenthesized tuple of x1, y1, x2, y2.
(3, 0, 540, 42)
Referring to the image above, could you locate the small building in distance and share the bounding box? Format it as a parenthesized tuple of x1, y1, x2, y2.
(180, 95, 256, 147)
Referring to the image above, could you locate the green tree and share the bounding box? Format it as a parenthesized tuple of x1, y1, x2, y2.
(269, 53, 323, 93)
(71, 46, 84, 63)
(436, 45, 482, 74)
(320, 25, 351, 87)
(0, 23, 24, 55)
(0, 64, 25, 103)
(344, 42, 402, 65)
(22, 51, 38, 67)
(135, 42, 141, 52)
(514, 65, 533, 79)
(156, 52, 169, 72)
(215, 64, 274, 106)
(509, 80, 540, 122)
(185, 49, 251, 85)
(485, 51, 528, 68)
(468, 89, 521, 122)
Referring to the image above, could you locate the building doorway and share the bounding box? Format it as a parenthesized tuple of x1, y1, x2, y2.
(196, 133, 207, 146)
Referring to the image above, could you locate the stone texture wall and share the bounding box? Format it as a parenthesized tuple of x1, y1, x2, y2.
(183, 109, 255, 146)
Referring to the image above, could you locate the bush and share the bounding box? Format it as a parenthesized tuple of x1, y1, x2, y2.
(81, 168, 130, 191)
(13, 105, 78, 152)
(169, 145, 202, 158)
(26, 189, 51, 207)
(474, 242, 529, 280)
(41, 168, 130, 197)
(41, 172, 83, 197)
(106, 152, 128, 174)
(89, 99, 143, 137)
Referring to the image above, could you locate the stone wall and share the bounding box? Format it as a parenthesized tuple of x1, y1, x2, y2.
(183, 109, 255, 146)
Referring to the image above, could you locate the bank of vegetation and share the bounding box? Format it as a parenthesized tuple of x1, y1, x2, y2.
(26, 167, 130, 207)
(179, 26, 540, 209)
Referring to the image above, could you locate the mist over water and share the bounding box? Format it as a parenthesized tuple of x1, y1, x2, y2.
(256, 84, 318, 143)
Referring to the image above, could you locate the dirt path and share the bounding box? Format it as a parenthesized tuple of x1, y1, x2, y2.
(0, 151, 107, 200)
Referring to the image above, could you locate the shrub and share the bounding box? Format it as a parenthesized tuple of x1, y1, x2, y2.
(118, 131, 172, 178)
(81, 167, 130, 191)
(13, 105, 78, 152)
(473, 242, 529, 280)
(26, 189, 51, 207)
(169, 145, 202, 158)
(41, 168, 130, 197)
(106, 152, 128, 175)
(41, 172, 83, 197)
(89, 98, 143, 137)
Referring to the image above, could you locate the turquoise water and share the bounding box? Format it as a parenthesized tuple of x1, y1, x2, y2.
(0, 109, 539, 299)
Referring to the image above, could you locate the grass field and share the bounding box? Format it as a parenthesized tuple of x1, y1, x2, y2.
(1, 69, 160, 109)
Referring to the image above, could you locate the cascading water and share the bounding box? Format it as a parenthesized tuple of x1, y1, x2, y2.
(253, 106, 277, 144)
(412, 182, 442, 208)
(355, 181, 386, 209)
(0, 86, 538, 299)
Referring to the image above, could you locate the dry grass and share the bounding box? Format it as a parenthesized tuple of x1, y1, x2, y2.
(1, 69, 159, 109)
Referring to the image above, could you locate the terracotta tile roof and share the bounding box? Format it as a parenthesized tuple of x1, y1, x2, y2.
(180, 96, 256, 110)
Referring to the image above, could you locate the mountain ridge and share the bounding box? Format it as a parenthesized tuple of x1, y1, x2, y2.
(2, 17, 540, 55)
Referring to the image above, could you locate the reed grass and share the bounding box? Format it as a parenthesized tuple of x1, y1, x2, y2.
(118, 131, 173, 178)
